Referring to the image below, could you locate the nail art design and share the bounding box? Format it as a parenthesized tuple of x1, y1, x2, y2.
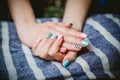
(81, 40, 89, 47)
(63, 60, 70, 67)
(57, 35, 63, 40)
(80, 33, 87, 38)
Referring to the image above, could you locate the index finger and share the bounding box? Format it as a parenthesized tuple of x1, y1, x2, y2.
(50, 23, 87, 39)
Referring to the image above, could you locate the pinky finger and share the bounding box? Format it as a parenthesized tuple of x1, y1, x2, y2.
(32, 38, 42, 53)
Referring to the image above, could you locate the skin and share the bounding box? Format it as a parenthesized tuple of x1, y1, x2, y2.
(8, 0, 91, 64)
(62, 0, 91, 64)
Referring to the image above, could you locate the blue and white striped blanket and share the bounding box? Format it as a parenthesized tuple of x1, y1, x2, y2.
(0, 14, 120, 80)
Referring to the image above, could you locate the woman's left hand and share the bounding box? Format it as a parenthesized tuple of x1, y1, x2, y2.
(59, 22, 88, 67)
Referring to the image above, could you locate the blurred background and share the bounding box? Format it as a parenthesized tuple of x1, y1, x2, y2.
(0, 0, 120, 21)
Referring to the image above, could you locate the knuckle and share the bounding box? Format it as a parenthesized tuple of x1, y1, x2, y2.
(33, 50, 38, 56)
(73, 38, 78, 42)
(48, 52, 55, 57)
(74, 48, 81, 52)
(40, 53, 48, 59)
(55, 56, 64, 61)
(72, 38, 80, 44)
(54, 53, 65, 61)
(40, 56, 45, 59)
(63, 28, 68, 33)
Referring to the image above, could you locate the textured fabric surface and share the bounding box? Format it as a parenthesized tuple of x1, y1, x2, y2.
(0, 14, 120, 80)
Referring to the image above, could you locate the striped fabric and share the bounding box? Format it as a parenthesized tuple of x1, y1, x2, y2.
(0, 14, 120, 80)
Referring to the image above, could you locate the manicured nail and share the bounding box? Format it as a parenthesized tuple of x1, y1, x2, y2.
(36, 38, 42, 43)
(57, 35, 63, 40)
(60, 47, 67, 53)
(81, 40, 89, 47)
(80, 33, 87, 38)
(63, 60, 70, 67)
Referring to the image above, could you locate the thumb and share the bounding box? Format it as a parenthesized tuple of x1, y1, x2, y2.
(62, 51, 77, 67)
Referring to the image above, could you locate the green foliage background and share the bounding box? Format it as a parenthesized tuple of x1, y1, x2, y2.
(0, 0, 65, 21)
(43, 0, 65, 18)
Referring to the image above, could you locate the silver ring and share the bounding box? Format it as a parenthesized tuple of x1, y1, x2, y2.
(75, 44, 82, 49)
(45, 32, 53, 39)
(50, 34, 57, 39)
(45, 32, 57, 39)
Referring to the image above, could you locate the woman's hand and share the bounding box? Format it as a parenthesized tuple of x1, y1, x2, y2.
(58, 22, 88, 67)
(32, 34, 66, 61)
(18, 22, 86, 50)
(17, 22, 87, 62)
(8, 0, 90, 67)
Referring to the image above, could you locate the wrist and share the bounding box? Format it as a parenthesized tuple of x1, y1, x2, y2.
(71, 24, 83, 31)
(16, 22, 40, 47)
(16, 20, 37, 29)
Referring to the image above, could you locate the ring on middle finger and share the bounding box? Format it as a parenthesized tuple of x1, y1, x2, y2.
(46, 32, 53, 39)
(50, 34, 57, 39)
(45, 32, 57, 39)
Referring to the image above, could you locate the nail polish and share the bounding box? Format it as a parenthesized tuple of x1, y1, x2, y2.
(57, 35, 63, 40)
(36, 38, 42, 43)
(63, 60, 70, 67)
(60, 47, 67, 53)
(80, 33, 87, 38)
(81, 40, 89, 47)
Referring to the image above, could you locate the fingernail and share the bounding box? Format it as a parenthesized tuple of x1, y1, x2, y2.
(81, 40, 89, 47)
(57, 35, 63, 40)
(80, 33, 87, 38)
(36, 38, 42, 43)
(60, 47, 67, 53)
(63, 60, 70, 67)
